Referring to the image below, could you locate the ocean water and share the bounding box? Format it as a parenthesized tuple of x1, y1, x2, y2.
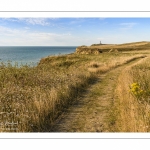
(0, 46, 77, 66)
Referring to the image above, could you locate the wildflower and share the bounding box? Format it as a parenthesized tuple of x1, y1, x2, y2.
(130, 82, 145, 97)
(131, 82, 139, 87)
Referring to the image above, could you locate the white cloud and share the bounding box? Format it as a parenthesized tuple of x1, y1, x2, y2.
(1, 18, 50, 26)
(0, 25, 74, 46)
(1, 18, 19, 22)
(0, 23, 110, 46)
(0, 25, 27, 36)
(119, 22, 137, 30)
(18, 18, 49, 26)
(69, 19, 86, 25)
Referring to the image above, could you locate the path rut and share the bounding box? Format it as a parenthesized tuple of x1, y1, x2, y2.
(50, 57, 147, 132)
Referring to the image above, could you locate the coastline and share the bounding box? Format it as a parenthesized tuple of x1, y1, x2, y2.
(0, 46, 77, 67)
(1, 41, 150, 132)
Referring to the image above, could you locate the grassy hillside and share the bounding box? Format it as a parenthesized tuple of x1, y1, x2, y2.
(0, 50, 145, 132)
(76, 41, 150, 54)
(0, 41, 150, 132)
(113, 56, 150, 132)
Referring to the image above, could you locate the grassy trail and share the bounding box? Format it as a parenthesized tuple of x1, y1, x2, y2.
(113, 56, 150, 132)
(50, 56, 147, 132)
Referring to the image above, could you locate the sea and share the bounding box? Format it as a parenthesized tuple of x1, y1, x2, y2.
(0, 46, 77, 66)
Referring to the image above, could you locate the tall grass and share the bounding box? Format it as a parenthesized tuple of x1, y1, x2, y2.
(113, 57, 150, 132)
(87, 55, 146, 74)
(0, 55, 96, 132)
(0, 53, 145, 132)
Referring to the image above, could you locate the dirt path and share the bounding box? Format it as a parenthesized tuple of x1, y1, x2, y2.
(50, 57, 147, 132)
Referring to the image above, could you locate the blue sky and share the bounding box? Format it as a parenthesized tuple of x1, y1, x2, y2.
(0, 18, 150, 46)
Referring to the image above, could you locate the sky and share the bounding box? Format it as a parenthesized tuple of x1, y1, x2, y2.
(0, 18, 150, 46)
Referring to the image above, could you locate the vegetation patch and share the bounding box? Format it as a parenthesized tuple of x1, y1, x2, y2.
(0, 49, 147, 132)
(113, 57, 150, 132)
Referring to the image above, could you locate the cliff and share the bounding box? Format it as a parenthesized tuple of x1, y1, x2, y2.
(76, 47, 101, 54)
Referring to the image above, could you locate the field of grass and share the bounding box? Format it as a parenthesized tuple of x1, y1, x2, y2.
(76, 41, 150, 54)
(0, 50, 146, 132)
(112, 56, 150, 132)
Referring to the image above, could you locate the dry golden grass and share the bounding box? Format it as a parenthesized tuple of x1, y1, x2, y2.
(113, 57, 150, 132)
(113, 67, 137, 131)
(87, 55, 145, 74)
(0, 52, 146, 132)
(79, 41, 150, 53)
